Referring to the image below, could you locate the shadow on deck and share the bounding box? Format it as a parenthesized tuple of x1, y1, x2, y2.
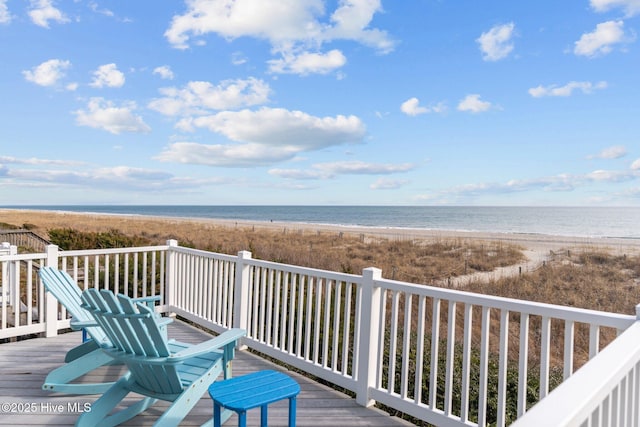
(0, 320, 413, 426)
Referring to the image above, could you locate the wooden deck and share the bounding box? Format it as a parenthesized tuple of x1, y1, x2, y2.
(0, 320, 413, 426)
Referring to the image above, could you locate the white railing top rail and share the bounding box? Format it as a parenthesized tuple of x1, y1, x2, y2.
(60, 244, 170, 257)
(0, 245, 171, 264)
(0, 252, 47, 262)
(170, 244, 238, 262)
(512, 308, 640, 426)
(242, 255, 364, 284)
(376, 276, 635, 330)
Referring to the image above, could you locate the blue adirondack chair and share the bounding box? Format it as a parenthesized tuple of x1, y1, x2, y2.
(77, 288, 246, 427)
(39, 266, 170, 394)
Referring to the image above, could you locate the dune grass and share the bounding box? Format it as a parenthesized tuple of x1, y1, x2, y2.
(0, 210, 525, 284)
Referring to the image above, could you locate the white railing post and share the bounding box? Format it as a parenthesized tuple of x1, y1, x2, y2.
(233, 250, 252, 335)
(356, 267, 382, 407)
(8, 245, 18, 313)
(44, 244, 60, 337)
(165, 239, 178, 315)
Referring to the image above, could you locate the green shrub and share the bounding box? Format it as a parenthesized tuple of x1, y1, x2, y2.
(48, 228, 152, 250)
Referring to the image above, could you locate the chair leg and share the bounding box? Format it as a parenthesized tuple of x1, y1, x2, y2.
(43, 349, 116, 394)
(202, 407, 233, 427)
(75, 374, 155, 427)
(155, 361, 223, 426)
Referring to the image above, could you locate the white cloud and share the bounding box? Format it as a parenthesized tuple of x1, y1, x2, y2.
(157, 107, 366, 167)
(324, 0, 395, 53)
(268, 168, 329, 179)
(586, 169, 636, 182)
(231, 52, 248, 65)
(400, 97, 446, 116)
(528, 81, 608, 97)
(164, 0, 394, 75)
(0, 156, 86, 167)
(148, 78, 271, 117)
(153, 65, 175, 80)
(182, 107, 365, 147)
(420, 166, 640, 203)
(93, 166, 173, 182)
(574, 20, 630, 57)
(270, 161, 415, 180)
(88, 1, 115, 18)
(28, 0, 69, 28)
(477, 22, 515, 61)
(631, 158, 640, 170)
(401, 98, 427, 116)
(4, 164, 203, 192)
(165, 0, 320, 49)
(317, 160, 414, 175)
(591, 0, 640, 17)
(158, 142, 302, 167)
(74, 97, 151, 134)
(370, 178, 409, 190)
(268, 49, 347, 75)
(22, 59, 71, 87)
(587, 145, 627, 159)
(1, 0, 12, 24)
(90, 64, 125, 88)
(457, 94, 492, 113)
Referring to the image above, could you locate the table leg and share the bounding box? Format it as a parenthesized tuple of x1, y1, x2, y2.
(213, 403, 222, 427)
(289, 396, 297, 427)
(261, 404, 268, 426)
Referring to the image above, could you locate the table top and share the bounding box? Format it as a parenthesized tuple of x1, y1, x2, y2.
(208, 370, 301, 411)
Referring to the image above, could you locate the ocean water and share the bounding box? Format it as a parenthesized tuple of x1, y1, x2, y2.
(8, 205, 640, 239)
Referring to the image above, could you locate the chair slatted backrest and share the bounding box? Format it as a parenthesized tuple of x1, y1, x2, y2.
(39, 267, 109, 346)
(81, 289, 183, 395)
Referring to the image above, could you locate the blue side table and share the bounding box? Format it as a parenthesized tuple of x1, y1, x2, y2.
(208, 370, 301, 427)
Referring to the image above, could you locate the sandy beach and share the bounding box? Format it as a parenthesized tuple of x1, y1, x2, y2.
(2, 207, 640, 262)
(2, 208, 640, 252)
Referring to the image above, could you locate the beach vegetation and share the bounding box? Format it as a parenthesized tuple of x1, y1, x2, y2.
(47, 227, 153, 250)
(465, 249, 640, 316)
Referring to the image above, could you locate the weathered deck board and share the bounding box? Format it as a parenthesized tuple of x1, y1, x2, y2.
(0, 320, 413, 426)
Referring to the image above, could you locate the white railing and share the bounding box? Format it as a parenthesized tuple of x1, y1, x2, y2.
(368, 277, 636, 426)
(1, 241, 639, 426)
(0, 244, 48, 338)
(166, 244, 238, 332)
(512, 314, 640, 427)
(0, 243, 169, 339)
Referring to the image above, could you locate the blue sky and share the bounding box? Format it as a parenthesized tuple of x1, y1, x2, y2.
(1, 0, 639, 206)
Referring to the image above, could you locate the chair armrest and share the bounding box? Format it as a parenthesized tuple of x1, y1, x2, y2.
(102, 329, 246, 365)
(171, 328, 246, 361)
(70, 319, 99, 330)
(131, 295, 161, 308)
(158, 317, 174, 327)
